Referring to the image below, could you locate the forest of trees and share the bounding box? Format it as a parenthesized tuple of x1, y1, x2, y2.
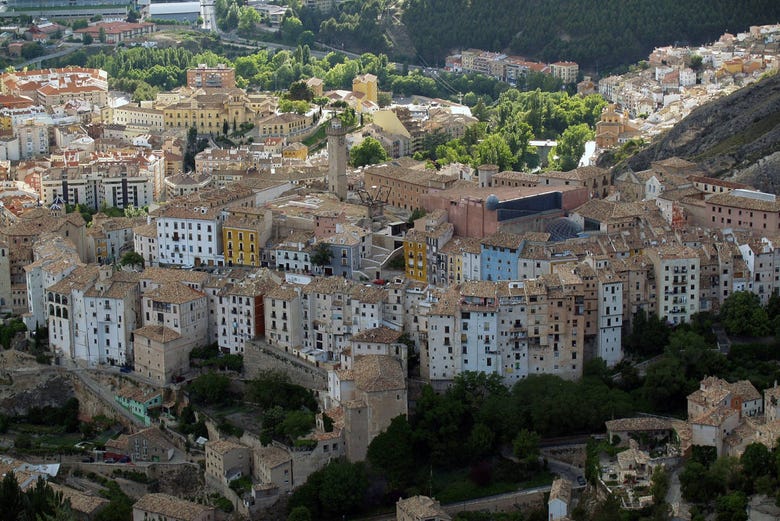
(401, 0, 780, 70)
(414, 89, 605, 171)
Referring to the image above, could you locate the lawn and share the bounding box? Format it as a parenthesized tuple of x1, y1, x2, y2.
(302, 123, 327, 148)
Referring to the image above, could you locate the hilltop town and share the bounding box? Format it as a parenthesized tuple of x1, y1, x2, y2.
(0, 2, 778, 521)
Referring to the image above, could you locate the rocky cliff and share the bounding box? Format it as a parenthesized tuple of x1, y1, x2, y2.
(607, 73, 780, 193)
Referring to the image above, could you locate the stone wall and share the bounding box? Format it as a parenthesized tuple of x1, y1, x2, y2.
(0, 369, 75, 416)
(243, 340, 327, 391)
(444, 489, 547, 516)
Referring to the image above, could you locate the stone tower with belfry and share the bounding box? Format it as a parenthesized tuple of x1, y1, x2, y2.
(327, 119, 348, 201)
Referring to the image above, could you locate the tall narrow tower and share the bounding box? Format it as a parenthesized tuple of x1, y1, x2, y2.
(327, 119, 348, 201)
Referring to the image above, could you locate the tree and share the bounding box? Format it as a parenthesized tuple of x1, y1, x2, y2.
(740, 442, 773, 484)
(318, 461, 368, 518)
(719, 291, 771, 337)
(187, 372, 231, 405)
(222, 119, 229, 136)
(715, 491, 747, 521)
(512, 429, 540, 469)
(650, 465, 670, 504)
(679, 461, 709, 503)
(82, 33, 93, 45)
(407, 207, 426, 225)
(126, 9, 140, 23)
(0, 473, 25, 521)
(281, 16, 304, 44)
(288, 80, 314, 101)
(287, 507, 312, 521)
(377, 91, 392, 107)
(591, 494, 622, 521)
(367, 415, 416, 490)
(310, 242, 333, 267)
(625, 309, 670, 358)
(554, 123, 593, 171)
(21, 43, 45, 59)
(119, 251, 144, 269)
(237, 6, 261, 36)
(350, 137, 388, 167)
(280, 410, 315, 442)
(289, 460, 368, 519)
(690, 54, 703, 70)
(467, 423, 495, 462)
(473, 134, 513, 171)
(98, 27, 107, 43)
(642, 357, 689, 413)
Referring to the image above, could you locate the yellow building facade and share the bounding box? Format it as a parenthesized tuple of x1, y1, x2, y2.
(403, 229, 427, 282)
(222, 223, 260, 267)
(162, 94, 256, 133)
(352, 73, 378, 104)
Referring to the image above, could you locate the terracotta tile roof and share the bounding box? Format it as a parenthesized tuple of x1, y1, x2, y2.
(254, 446, 290, 469)
(439, 235, 482, 255)
(605, 417, 673, 432)
(265, 284, 299, 300)
(144, 282, 205, 304)
(396, 496, 450, 520)
(133, 494, 214, 521)
(133, 222, 157, 238)
(350, 284, 385, 304)
(46, 265, 100, 294)
(141, 267, 209, 286)
(707, 192, 780, 212)
(350, 326, 403, 344)
(49, 484, 108, 515)
(481, 231, 524, 249)
(133, 325, 181, 343)
(353, 355, 405, 392)
(205, 439, 246, 455)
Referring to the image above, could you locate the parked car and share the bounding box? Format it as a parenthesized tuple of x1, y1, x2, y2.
(119, 366, 132, 374)
(104, 458, 116, 464)
(577, 476, 586, 486)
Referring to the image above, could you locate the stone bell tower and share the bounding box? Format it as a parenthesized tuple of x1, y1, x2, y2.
(326, 119, 348, 201)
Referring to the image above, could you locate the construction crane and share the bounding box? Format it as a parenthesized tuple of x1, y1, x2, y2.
(356, 184, 391, 219)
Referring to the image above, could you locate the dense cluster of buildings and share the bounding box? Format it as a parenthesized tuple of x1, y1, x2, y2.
(592, 24, 780, 147)
(445, 49, 579, 85)
(1, 46, 780, 519)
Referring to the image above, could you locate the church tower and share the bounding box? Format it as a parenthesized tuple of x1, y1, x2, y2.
(327, 119, 348, 201)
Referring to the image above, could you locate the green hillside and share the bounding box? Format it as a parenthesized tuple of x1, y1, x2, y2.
(401, 0, 780, 70)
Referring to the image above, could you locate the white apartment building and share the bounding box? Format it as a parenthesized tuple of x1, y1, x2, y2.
(112, 104, 164, 134)
(596, 273, 623, 367)
(647, 245, 700, 324)
(83, 268, 139, 366)
(300, 277, 385, 362)
(215, 273, 276, 355)
(133, 221, 158, 267)
(16, 120, 49, 159)
(270, 231, 314, 274)
(738, 236, 780, 306)
(423, 274, 586, 386)
(134, 281, 208, 383)
(40, 170, 154, 210)
(48, 265, 99, 362)
(263, 284, 303, 352)
(24, 234, 82, 331)
(152, 185, 255, 268)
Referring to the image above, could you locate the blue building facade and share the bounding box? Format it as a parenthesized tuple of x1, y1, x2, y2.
(480, 232, 524, 281)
